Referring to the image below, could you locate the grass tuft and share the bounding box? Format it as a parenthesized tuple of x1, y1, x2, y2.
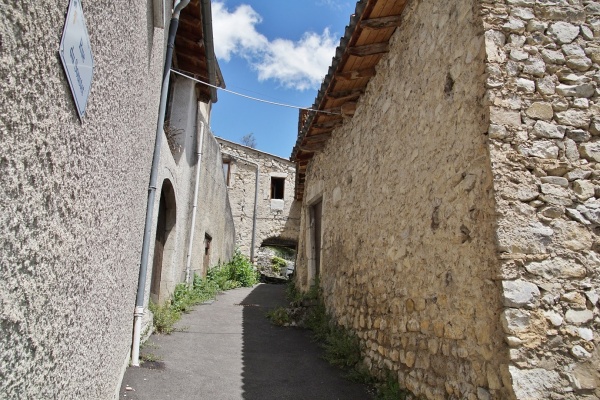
(273, 279, 414, 399)
(150, 249, 257, 334)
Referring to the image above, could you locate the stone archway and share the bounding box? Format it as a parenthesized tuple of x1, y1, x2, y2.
(150, 179, 176, 303)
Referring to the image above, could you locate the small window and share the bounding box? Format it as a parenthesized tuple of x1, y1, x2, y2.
(204, 234, 212, 269)
(271, 177, 285, 199)
(222, 160, 230, 186)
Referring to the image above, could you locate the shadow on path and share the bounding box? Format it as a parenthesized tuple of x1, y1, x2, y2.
(118, 284, 373, 399)
(239, 284, 373, 400)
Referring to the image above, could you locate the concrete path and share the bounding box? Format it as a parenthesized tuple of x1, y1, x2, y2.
(119, 284, 374, 400)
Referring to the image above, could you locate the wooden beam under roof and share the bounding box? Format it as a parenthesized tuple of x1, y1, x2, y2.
(179, 17, 202, 32)
(336, 67, 376, 81)
(341, 102, 357, 116)
(312, 119, 343, 130)
(348, 42, 390, 57)
(326, 89, 364, 102)
(175, 36, 205, 52)
(304, 132, 332, 142)
(360, 14, 403, 29)
(321, 107, 341, 115)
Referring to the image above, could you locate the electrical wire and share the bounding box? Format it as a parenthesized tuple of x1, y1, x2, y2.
(170, 69, 341, 116)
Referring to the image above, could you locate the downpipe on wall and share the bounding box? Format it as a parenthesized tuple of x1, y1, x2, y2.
(235, 157, 259, 262)
(131, 0, 190, 368)
(185, 122, 205, 284)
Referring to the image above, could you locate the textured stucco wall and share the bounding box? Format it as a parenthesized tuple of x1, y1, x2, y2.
(191, 131, 236, 276)
(145, 77, 200, 303)
(295, 0, 513, 398)
(0, 1, 165, 398)
(217, 139, 301, 259)
(140, 77, 236, 306)
(482, 0, 600, 397)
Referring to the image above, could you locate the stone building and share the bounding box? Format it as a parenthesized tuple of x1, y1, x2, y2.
(1, 1, 234, 398)
(292, 0, 600, 399)
(217, 138, 301, 262)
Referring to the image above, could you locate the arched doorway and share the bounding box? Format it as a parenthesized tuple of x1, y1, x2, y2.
(150, 179, 176, 303)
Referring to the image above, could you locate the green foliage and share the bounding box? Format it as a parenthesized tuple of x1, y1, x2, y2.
(286, 278, 320, 306)
(267, 246, 296, 260)
(140, 352, 161, 363)
(271, 256, 287, 273)
(285, 280, 303, 304)
(207, 249, 258, 289)
(149, 301, 181, 335)
(377, 373, 409, 400)
(266, 307, 291, 326)
(279, 279, 411, 399)
(322, 324, 362, 368)
(150, 250, 258, 334)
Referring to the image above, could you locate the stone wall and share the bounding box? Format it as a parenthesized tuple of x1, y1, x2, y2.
(483, 0, 600, 397)
(217, 139, 301, 259)
(0, 1, 165, 398)
(295, 0, 514, 398)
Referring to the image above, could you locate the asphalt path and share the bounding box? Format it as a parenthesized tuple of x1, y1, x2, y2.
(119, 283, 374, 400)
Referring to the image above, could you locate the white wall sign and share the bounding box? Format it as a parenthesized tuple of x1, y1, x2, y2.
(59, 0, 95, 119)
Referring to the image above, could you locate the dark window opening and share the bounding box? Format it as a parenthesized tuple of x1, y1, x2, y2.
(164, 72, 176, 128)
(222, 160, 231, 186)
(271, 177, 285, 199)
(204, 234, 212, 270)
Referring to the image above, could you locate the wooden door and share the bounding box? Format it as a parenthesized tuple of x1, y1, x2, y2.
(204, 234, 212, 272)
(311, 200, 322, 278)
(151, 190, 167, 302)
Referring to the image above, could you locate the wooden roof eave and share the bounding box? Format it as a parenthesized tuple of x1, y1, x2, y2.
(291, 0, 409, 200)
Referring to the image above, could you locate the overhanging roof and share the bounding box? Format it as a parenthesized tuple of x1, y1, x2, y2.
(175, 0, 224, 103)
(291, 0, 409, 200)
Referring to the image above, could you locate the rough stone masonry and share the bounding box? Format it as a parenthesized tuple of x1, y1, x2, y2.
(293, 0, 600, 399)
(484, 0, 600, 398)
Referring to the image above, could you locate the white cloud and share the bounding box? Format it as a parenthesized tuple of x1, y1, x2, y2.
(255, 30, 337, 90)
(211, 2, 268, 61)
(212, 2, 338, 91)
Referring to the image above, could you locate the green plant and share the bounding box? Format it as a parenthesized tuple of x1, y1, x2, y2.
(140, 352, 162, 363)
(266, 307, 291, 326)
(286, 278, 320, 306)
(377, 372, 409, 400)
(322, 324, 362, 368)
(274, 278, 414, 399)
(271, 256, 287, 274)
(207, 249, 258, 289)
(267, 246, 296, 260)
(149, 251, 259, 335)
(285, 280, 303, 304)
(149, 300, 181, 335)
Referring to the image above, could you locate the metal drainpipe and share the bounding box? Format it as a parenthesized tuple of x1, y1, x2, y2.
(131, 0, 190, 368)
(185, 122, 205, 284)
(235, 157, 259, 262)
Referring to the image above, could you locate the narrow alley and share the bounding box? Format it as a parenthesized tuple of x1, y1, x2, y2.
(119, 284, 374, 400)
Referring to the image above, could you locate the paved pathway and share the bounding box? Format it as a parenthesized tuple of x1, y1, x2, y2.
(119, 284, 374, 400)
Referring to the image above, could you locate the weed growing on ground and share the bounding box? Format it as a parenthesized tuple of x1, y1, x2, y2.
(150, 250, 257, 334)
(266, 307, 291, 326)
(274, 279, 413, 399)
(149, 301, 181, 335)
(207, 249, 259, 289)
(140, 352, 162, 363)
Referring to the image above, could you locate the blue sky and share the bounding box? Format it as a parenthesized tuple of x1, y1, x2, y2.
(209, 0, 356, 158)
